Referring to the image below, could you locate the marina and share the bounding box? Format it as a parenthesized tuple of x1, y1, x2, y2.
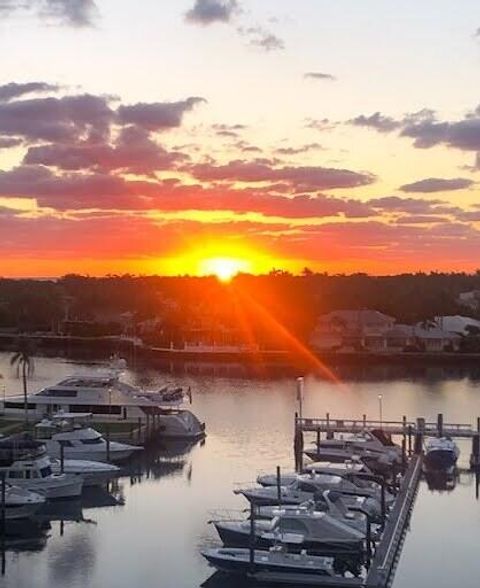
(1, 354, 480, 587)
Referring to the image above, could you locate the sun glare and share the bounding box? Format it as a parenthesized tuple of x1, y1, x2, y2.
(199, 257, 251, 282)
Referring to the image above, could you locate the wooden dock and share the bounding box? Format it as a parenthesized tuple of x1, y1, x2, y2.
(365, 455, 422, 588)
(297, 415, 480, 439)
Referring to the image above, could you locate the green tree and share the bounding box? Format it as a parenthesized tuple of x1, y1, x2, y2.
(10, 343, 35, 424)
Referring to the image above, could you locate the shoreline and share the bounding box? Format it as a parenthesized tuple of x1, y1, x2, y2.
(1, 333, 480, 368)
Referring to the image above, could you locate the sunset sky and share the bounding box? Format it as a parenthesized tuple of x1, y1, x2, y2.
(2, 0, 480, 277)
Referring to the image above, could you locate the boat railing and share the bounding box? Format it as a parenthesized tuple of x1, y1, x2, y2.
(207, 508, 248, 523)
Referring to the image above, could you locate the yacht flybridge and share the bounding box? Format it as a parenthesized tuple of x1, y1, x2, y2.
(2, 370, 205, 440)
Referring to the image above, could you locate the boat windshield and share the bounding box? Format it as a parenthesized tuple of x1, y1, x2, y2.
(80, 436, 104, 445)
(40, 466, 52, 478)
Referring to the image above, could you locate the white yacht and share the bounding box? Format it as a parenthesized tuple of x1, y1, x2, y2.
(35, 413, 142, 463)
(48, 457, 120, 486)
(3, 484, 46, 520)
(2, 369, 205, 440)
(0, 437, 83, 500)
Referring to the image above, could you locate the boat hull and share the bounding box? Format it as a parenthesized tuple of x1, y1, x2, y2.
(4, 502, 44, 521)
(424, 450, 458, 470)
(202, 548, 334, 577)
(214, 524, 364, 555)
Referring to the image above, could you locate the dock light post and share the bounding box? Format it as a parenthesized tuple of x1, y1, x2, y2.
(0, 374, 4, 416)
(378, 394, 383, 429)
(296, 377, 304, 420)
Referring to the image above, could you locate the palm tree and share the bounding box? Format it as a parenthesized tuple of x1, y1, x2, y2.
(10, 344, 35, 424)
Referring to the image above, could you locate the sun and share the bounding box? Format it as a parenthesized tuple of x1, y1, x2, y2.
(199, 257, 251, 282)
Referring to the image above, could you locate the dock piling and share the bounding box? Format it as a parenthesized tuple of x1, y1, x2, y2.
(60, 444, 64, 473)
(437, 413, 443, 437)
(249, 501, 256, 573)
(106, 426, 111, 462)
(276, 466, 282, 506)
(470, 433, 480, 470)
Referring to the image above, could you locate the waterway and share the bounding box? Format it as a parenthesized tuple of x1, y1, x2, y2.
(0, 353, 479, 588)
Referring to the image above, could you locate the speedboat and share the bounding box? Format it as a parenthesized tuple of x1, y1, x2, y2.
(254, 491, 374, 536)
(1, 367, 205, 440)
(236, 472, 393, 512)
(0, 436, 83, 500)
(202, 545, 335, 578)
(3, 484, 46, 520)
(212, 508, 366, 555)
(304, 446, 400, 475)
(35, 413, 142, 463)
(315, 429, 400, 455)
(49, 457, 120, 486)
(257, 461, 371, 487)
(424, 437, 459, 470)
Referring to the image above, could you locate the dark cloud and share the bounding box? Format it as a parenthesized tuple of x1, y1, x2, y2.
(399, 177, 474, 193)
(304, 72, 336, 82)
(23, 125, 188, 174)
(185, 0, 238, 25)
(117, 97, 206, 131)
(0, 81, 60, 102)
(238, 26, 285, 51)
(368, 196, 461, 216)
(0, 0, 97, 27)
(0, 93, 114, 143)
(305, 118, 335, 131)
(189, 159, 375, 191)
(42, 0, 98, 27)
(275, 143, 323, 156)
(348, 112, 401, 133)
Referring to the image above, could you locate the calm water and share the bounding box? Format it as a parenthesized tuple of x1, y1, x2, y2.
(1, 353, 480, 588)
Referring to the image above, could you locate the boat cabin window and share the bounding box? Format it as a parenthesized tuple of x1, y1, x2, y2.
(40, 466, 52, 478)
(80, 436, 104, 445)
(8, 471, 24, 479)
(278, 518, 308, 533)
(4, 401, 36, 410)
(37, 389, 78, 398)
(298, 481, 317, 493)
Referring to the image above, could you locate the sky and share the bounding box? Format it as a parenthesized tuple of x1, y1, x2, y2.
(1, 0, 480, 277)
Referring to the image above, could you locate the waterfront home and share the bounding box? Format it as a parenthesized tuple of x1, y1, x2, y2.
(389, 325, 461, 352)
(457, 290, 480, 312)
(310, 310, 395, 351)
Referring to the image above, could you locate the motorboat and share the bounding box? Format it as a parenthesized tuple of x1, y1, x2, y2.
(254, 491, 374, 536)
(3, 484, 46, 520)
(236, 472, 394, 514)
(257, 461, 371, 487)
(0, 436, 83, 500)
(48, 457, 120, 486)
(212, 508, 366, 555)
(1, 368, 206, 440)
(304, 446, 400, 475)
(314, 429, 400, 456)
(424, 437, 459, 470)
(202, 545, 335, 578)
(35, 413, 143, 463)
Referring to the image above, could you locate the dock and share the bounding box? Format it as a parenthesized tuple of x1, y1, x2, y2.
(276, 411, 480, 587)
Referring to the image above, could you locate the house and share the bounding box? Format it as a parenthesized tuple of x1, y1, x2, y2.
(394, 324, 462, 352)
(310, 310, 395, 351)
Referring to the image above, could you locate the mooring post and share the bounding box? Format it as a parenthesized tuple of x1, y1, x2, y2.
(380, 476, 386, 530)
(294, 412, 304, 472)
(106, 426, 111, 462)
(414, 418, 424, 455)
(401, 437, 407, 472)
(0, 473, 5, 538)
(316, 427, 321, 449)
(249, 500, 256, 573)
(437, 413, 443, 438)
(60, 444, 65, 474)
(146, 414, 150, 440)
(137, 417, 142, 442)
(363, 414, 367, 429)
(408, 424, 413, 456)
(470, 433, 480, 470)
(276, 466, 282, 506)
(326, 412, 333, 439)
